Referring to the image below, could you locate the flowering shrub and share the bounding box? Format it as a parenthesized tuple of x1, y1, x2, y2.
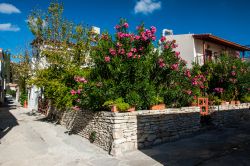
(70, 19, 193, 111)
(192, 53, 250, 103)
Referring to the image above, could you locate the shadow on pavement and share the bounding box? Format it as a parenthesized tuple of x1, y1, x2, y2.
(0, 97, 19, 140)
(138, 109, 250, 166)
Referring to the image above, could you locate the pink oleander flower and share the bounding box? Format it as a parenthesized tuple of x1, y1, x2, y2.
(139, 47, 144, 51)
(134, 35, 140, 40)
(231, 71, 236, 76)
(130, 36, 135, 42)
(115, 25, 121, 30)
(123, 22, 129, 28)
(159, 63, 166, 68)
(127, 52, 133, 58)
(171, 43, 178, 48)
(118, 48, 125, 55)
(164, 44, 169, 49)
(158, 58, 164, 63)
(131, 48, 137, 53)
(158, 58, 165, 68)
(109, 48, 116, 56)
(117, 32, 123, 39)
(141, 32, 148, 41)
(214, 88, 224, 93)
(171, 63, 179, 71)
(150, 26, 157, 33)
(77, 89, 82, 94)
(123, 33, 130, 37)
(72, 106, 80, 111)
(151, 36, 156, 41)
(160, 36, 166, 42)
(185, 69, 191, 78)
(138, 55, 141, 59)
(74, 76, 88, 83)
(70, 90, 77, 95)
(133, 55, 137, 59)
(175, 51, 180, 57)
(192, 80, 198, 86)
(146, 29, 152, 36)
(105, 56, 110, 62)
(79, 77, 87, 83)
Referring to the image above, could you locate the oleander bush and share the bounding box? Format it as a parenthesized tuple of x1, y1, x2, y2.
(70, 19, 194, 111)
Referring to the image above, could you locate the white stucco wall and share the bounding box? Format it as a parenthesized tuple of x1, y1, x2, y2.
(28, 85, 40, 110)
(165, 34, 195, 68)
(194, 39, 238, 64)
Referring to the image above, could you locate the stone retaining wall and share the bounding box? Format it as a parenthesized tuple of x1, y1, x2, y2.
(56, 110, 114, 152)
(110, 107, 200, 155)
(53, 103, 250, 156)
(210, 103, 250, 127)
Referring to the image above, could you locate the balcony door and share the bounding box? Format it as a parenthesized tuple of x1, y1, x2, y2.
(205, 49, 212, 62)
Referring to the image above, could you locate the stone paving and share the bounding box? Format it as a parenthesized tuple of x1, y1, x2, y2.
(1, 98, 250, 166)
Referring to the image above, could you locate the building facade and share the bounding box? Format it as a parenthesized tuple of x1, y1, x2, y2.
(164, 33, 250, 68)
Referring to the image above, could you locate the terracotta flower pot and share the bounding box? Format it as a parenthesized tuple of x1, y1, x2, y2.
(230, 100, 236, 105)
(235, 100, 241, 105)
(127, 106, 136, 112)
(150, 103, 166, 110)
(111, 105, 118, 112)
(221, 101, 227, 105)
(191, 102, 197, 106)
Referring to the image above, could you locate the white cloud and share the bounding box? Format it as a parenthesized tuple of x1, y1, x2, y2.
(0, 3, 21, 14)
(0, 23, 20, 32)
(134, 0, 161, 15)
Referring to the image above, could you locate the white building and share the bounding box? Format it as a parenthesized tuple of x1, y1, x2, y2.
(28, 26, 100, 111)
(163, 31, 250, 68)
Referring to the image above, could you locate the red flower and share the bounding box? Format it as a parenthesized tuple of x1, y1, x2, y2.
(105, 56, 111, 62)
(109, 48, 116, 56)
(171, 63, 179, 71)
(150, 26, 157, 33)
(160, 36, 166, 42)
(70, 90, 77, 95)
(123, 22, 129, 28)
(127, 52, 133, 58)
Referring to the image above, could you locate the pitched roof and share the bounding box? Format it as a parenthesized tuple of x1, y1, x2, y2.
(193, 34, 250, 51)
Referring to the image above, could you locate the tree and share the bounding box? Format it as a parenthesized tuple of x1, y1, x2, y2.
(27, 2, 93, 109)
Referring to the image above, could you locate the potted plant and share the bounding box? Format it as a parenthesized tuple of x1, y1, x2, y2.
(103, 98, 130, 112)
(150, 95, 166, 110)
(125, 91, 142, 112)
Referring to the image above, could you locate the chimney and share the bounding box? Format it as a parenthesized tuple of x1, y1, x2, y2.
(162, 29, 173, 36)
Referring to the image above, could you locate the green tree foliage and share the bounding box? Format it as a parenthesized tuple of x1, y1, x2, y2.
(192, 53, 250, 103)
(71, 19, 193, 111)
(28, 2, 93, 109)
(11, 50, 31, 93)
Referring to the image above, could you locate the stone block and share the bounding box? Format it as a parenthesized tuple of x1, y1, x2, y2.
(147, 134, 156, 141)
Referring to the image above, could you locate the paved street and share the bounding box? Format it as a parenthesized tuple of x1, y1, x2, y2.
(1, 98, 250, 166)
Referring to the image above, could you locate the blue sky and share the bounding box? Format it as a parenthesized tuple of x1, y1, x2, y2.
(0, 0, 250, 56)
